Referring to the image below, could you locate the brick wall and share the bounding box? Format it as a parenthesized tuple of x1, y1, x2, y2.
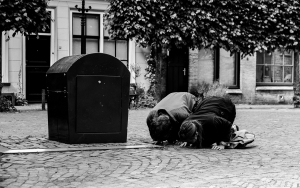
(188, 49, 199, 88)
(188, 48, 214, 88)
(228, 94, 243, 104)
(188, 49, 297, 104)
(240, 55, 256, 103)
(219, 49, 235, 85)
(255, 90, 294, 104)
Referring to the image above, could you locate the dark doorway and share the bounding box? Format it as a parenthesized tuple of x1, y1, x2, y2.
(166, 46, 189, 94)
(26, 35, 50, 103)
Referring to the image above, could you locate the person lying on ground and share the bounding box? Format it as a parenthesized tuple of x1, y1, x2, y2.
(178, 96, 237, 150)
(192, 96, 236, 124)
(178, 114, 233, 150)
(146, 92, 197, 145)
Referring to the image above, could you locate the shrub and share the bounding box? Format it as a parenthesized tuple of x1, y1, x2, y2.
(206, 81, 229, 97)
(130, 84, 157, 109)
(0, 96, 17, 112)
(135, 93, 157, 109)
(189, 81, 228, 101)
(15, 93, 28, 106)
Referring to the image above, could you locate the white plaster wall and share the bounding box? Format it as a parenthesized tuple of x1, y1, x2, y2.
(135, 46, 150, 91)
(128, 40, 136, 83)
(53, 2, 70, 60)
(3, 33, 22, 93)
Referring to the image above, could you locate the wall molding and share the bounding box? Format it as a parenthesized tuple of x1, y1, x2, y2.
(256, 86, 293, 91)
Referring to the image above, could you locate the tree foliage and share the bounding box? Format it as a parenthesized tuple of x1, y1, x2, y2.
(0, 0, 50, 38)
(105, 0, 300, 56)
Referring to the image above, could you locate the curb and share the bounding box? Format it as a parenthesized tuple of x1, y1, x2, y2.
(1, 145, 162, 154)
(14, 104, 47, 112)
(235, 105, 296, 109)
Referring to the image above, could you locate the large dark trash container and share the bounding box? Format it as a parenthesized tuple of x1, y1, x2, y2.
(46, 53, 130, 144)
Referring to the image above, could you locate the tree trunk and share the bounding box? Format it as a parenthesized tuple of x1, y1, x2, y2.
(154, 46, 168, 102)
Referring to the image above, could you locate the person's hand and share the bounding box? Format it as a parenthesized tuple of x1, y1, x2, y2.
(162, 140, 169, 146)
(180, 142, 188, 147)
(211, 145, 225, 150)
(153, 141, 163, 145)
(180, 142, 193, 147)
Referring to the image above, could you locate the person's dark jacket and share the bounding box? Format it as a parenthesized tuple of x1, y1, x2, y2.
(146, 92, 196, 142)
(192, 96, 236, 123)
(184, 113, 232, 147)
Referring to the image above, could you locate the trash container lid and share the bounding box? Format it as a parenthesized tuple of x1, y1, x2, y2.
(47, 53, 129, 77)
(47, 55, 84, 74)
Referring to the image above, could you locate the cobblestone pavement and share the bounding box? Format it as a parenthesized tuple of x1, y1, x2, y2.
(0, 110, 153, 149)
(1, 107, 300, 188)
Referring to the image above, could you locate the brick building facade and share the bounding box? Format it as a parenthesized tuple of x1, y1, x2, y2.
(189, 48, 298, 104)
(1, 0, 297, 104)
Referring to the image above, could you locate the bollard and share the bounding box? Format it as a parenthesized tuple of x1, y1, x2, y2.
(42, 89, 46, 110)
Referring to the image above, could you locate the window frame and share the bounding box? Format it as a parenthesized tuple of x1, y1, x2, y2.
(71, 12, 101, 55)
(70, 10, 130, 68)
(214, 47, 240, 89)
(103, 32, 129, 67)
(256, 50, 294, 86)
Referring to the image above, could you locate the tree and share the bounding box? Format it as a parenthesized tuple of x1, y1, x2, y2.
(105, 0, 300, 101)
(0, 0, 50, 95)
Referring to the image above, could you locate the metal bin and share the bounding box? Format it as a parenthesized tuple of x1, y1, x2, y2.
(46, 53, 130, 144)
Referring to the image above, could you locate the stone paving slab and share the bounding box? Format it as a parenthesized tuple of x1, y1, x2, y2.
(0, 109, 154, 151)
(1, 108, 300, 187)
(1, 146, 300, 188)
(0, 135, 148, 150)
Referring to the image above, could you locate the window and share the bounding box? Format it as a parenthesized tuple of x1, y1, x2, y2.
(103, 20, 129, 67)
(214, 48, 240, 89)
(72, 13, 100, 55)
(256, 50, 293, 85)
(71, 13, 129, 67)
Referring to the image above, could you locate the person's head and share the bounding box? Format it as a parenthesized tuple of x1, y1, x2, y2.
(147, 111, 172, 141)
(156, 112, 172, 140)
(178, 120, 203, 148)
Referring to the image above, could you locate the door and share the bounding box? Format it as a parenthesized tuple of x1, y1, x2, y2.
(26, 35, 51, 102)
(167, 46, 189, 94)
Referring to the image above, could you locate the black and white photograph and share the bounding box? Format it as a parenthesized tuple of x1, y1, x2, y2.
(1, 0, 300, 187)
